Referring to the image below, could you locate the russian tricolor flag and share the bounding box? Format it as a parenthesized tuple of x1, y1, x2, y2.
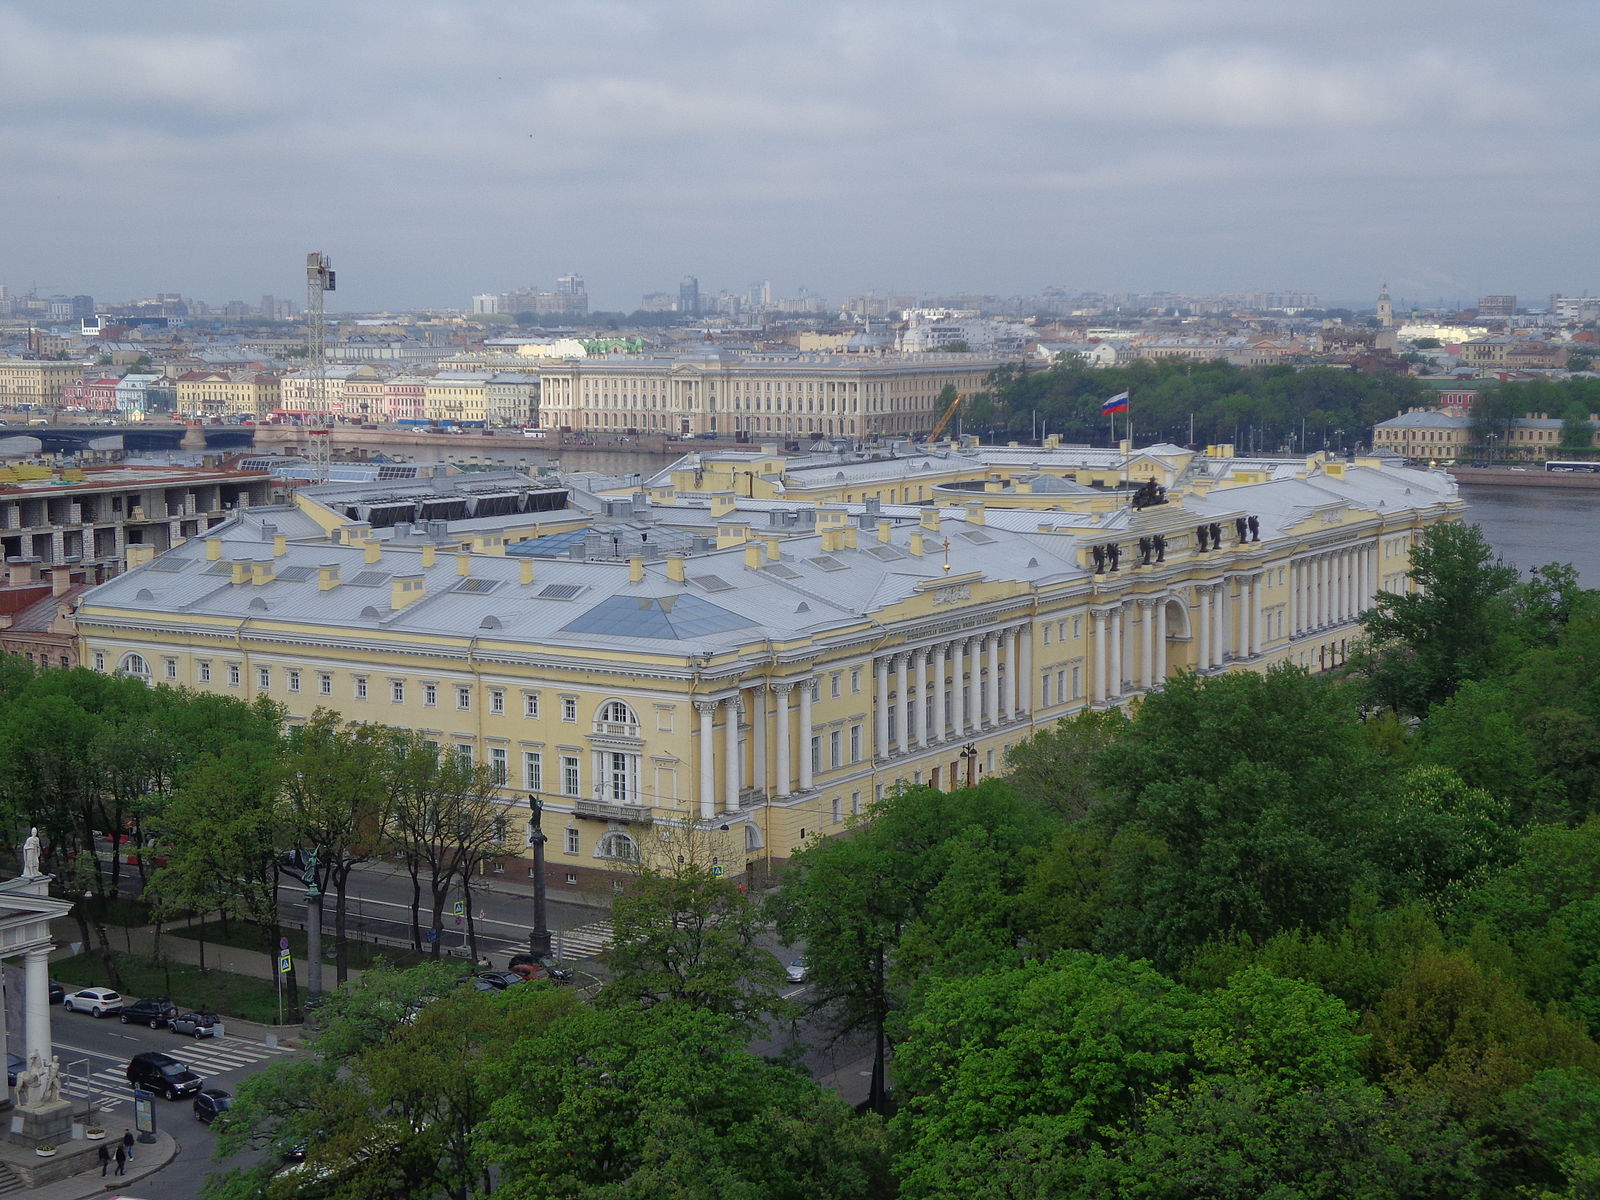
(1101, 391, 1129, 415)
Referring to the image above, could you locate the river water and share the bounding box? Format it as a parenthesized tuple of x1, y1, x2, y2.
(1457, 485, 1600, 587)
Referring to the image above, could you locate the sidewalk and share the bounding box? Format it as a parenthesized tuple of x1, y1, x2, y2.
(3, 1129, 177, 1200)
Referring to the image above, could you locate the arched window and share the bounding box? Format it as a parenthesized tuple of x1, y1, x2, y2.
(596, 699, 639, 728)
(597, 832, 639, 862)
(118, 653, 152, 683)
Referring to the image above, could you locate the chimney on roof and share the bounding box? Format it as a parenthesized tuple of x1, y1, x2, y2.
(421, 544, 436, 568)
(910, 532, 925, 557)
(318, 563, 341, 591)
(5, 556, 40, 585)
(364, 540, 382, 565)
(666, 554, 686, 583)
(206, 537, 223, 561)
(920, 508, 941, 531)
(964, 500, 986, 526)
(877, 520, 892, 544)
(710, 494, 735, 518)
(273, 532, 287, 557)
(520, 558, 536, 585)
(456, 551, 471, 577)
(49, 559, 79, 597)
(230, 559, 250, 585)
(841, 525, 858, 549)
(629, 556, 645, 583)
(250, 558, 273, 585)
(764, 536, 781, 561)
(391, 574, 425, 611)
(744, 543, 763, 570)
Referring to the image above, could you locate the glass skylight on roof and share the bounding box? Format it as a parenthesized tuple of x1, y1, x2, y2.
(866, 546, 904, 561)
(765, 563, 801, 579)
(690, 574, 734, 592)
(559, 594, 756, 641)
(537, 583, 585, 600)
(453, 578, 500, 594)
(275, 566, 316, 582)
(808, 555, 848, 572)
(347, 571, 390, 587)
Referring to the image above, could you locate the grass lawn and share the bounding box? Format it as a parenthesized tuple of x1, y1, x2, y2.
(168, 919, 435, 971)
(52, 953, 287, 1024)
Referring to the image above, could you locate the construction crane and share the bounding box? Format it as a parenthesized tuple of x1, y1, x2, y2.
(925, 391, 965, 443)
(304, 252, 335, 480)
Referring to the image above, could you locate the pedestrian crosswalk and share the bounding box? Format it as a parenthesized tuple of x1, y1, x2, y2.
(62, 1035, 294, 1114)
(554, 919, 612, 961)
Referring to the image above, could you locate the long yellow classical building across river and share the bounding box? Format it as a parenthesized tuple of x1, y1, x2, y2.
(71, 441, 1460, 889)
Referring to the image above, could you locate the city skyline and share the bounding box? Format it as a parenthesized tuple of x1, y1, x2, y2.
(1, 1, 1593, 313)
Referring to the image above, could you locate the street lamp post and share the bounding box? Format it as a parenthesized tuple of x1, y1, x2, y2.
(959, 743, 978, 788)
(527, 796, 551, 959)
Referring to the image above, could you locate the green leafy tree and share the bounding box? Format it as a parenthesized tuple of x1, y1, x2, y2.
(1357, 521, 1520, 715)
(1002, 707, 1127, 821)
(603, 855, 786, 1031)
(477, 1001, 889, 1200)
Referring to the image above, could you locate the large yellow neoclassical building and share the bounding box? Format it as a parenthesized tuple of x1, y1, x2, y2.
(72, 446, 1460, 889)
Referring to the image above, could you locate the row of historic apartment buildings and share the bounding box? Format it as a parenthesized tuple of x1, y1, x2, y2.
(67, 442, 1459, 887)
(1373, 408, 1600, 460)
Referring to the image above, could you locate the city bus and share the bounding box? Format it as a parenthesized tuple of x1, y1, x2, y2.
(1544, 460, 1600, 473)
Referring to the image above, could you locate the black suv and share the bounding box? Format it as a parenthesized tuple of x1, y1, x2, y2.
(126, 1051, 202, 1100)
(120, 996, 178, 1028)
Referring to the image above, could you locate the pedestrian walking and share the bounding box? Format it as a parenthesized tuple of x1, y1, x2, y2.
(97, 1144, 110, 1175)
(113, 1144, 126, 1176)
(122, 1127, 135, 1162)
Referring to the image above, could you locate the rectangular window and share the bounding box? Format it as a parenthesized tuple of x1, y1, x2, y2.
(288, 669, 301, 692)
(198, 661, 212, 683)
(851, 668, 861, 693)
(832, 796, 842, 824)
(830, 673, 841, 698)
(851, 791, 861, 815)
(1043, 624, 1051, 645)
(454, 744, 473, 767)
(490, 689, 504, 715)
(94, 652, 106, 672)
(1071, 665, 1082, 699)
(810, 736, 821, 776)
(490, 746, 508, 784)
(457, 686, 471, 711)
(424, 683, 437, 707)
(565, 873, 578, 885)
(561, 755, 580, 797)
(1042, 673, 1052, 706)
(391, 680, 405, 703)
(829, 730, 842, 768)
(524, 751, 543, 792)
(564, 827, 579, 855)
(562, 697, 577, 722)
(850, 724, 861, 762)
(228, 663, 241, 686)
(1072, 616, 1081, 639)
(354, 677, 368, 700)
(319, 672, 332, 696)
(164, 658, 178, 680)
(524, 693, 540, 718)
(257, 667, 270, 690)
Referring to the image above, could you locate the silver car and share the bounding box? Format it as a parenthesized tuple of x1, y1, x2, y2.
(169, 1012, 221, 1038)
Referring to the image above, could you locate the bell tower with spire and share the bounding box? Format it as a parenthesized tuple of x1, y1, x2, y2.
(1377, 283, 1394, 329)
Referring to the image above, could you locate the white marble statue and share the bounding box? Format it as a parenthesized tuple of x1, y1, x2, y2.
(16, 1052, 45, 1107)
(43, 1055, 60, 1104)
(21, 827, 41, 878)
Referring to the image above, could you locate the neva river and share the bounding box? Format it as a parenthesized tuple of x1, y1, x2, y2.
(1458, 485, 1600, 587)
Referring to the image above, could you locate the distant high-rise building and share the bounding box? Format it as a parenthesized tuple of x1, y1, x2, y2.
(679, 276, 700, 316)
(556, 273, 585, 296)
(1477, 295, 1517, 318)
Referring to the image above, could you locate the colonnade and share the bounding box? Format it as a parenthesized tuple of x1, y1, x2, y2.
(693, 625, 1033, 818)
(1287, 544, 1376, 638)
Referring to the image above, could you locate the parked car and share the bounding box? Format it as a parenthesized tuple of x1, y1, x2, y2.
(169, 1011, 221, 1038)
(473, 971, 524, 991)
(507, 953, 574, 984)
(193, 1087, 232, 1124)
(63, 987, 123, 1017)
(126, 1051, 202, 1100)
(47, 981, 64, 1005)
(6, 1053, 23, 1087)
(786, 958, 809, 984)
(120, 996, 177, 1028)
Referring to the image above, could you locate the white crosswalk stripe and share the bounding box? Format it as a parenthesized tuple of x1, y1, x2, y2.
(554, 919, 612, 960)
(59, 1036, 294, 1114)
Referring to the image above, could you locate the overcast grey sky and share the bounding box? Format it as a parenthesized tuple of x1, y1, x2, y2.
(1, 1, 1594, 313)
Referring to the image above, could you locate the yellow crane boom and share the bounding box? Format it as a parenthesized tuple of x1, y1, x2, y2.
(926, 391, 965, 442)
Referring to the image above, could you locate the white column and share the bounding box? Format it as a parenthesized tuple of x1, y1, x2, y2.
(750, 685, 765, 796)
(986, 633, 1001, 724)
(1090, 612, 1105, 704)
(874, 657, 889, 758)
(1287, 561, 1297, 637)
(1241, 576, 1254, 657)
(696, 701, 716, 819)
(1197, 587, 1212, 672)
(774, 684, 792, 798)
(1017, 627, 1031, 716)
(1144, 602, 1159, 688)
(1155, 598, 1168, 682)
(1111, 606, 1125, 698)
(931, 643, 948, 741)
(894, 653, 910, 754)
(1316, 555, 1328, 628)
(1000, 630, 1015, 723)
(1214, 583, 1228, 664)
(798, 679, 814, 792)
(951, 639, 967, 733)
(914, 648, 930, 744)
(723, 698, 742, 814)
(1342, 549, 1354, 621)
(24, 945, 49, 1074)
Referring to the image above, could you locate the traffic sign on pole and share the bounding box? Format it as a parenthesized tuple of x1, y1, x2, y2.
(278, 951, 292, 974)
(452, 900, 465, 918)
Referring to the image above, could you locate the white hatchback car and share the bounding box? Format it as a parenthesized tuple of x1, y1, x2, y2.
(62, 987, 123, 1017)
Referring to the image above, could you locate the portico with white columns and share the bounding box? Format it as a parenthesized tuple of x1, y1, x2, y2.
(0, 864, 75, 1149)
